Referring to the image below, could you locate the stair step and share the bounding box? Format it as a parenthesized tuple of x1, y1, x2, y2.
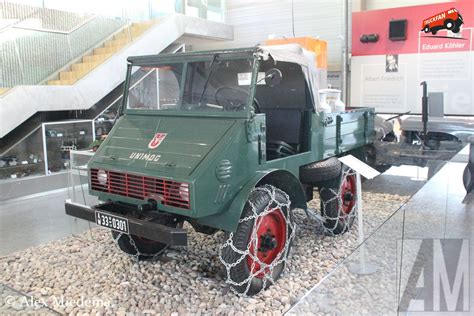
(60, 71, 78, 81)
(83, 54, 110, 64)
(104, 38, 130, 47)
(94, 46, 120, 55)
(71, 62, 98, 73)
(47, 20, 157, 88)
(47, 79, 76, 85)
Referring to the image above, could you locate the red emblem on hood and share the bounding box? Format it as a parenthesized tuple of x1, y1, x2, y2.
(148, 133, 167, 149)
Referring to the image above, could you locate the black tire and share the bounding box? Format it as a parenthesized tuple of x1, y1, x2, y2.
(221, 187, 294, 295)
(432, 29, 438, 35)
(319, 166, 357, 235)
(444, 19, 455, 30)
(112, 215, 178, 260)
(300, 157, 342, 185)
(423, 26, 430, 33)
(463, 165, 473, 192)
(452, 26, 461, 33)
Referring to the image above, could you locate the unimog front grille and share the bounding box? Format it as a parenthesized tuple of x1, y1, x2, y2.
(90, 169, 190, 210)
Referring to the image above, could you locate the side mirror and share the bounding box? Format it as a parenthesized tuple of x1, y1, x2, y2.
(265, 68, 282, 87)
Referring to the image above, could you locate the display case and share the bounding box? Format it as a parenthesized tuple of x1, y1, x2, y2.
(0, 127, 45, 180)
(0, 120, 95, 182)
(43, 120, 94, 174)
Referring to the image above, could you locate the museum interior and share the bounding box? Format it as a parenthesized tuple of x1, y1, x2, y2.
(0, 0, 473, 314)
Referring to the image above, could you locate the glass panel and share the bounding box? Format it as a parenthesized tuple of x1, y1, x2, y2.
(128, 64, 183, 110)
(288, 207, 405, 315)
(44, 121, 94, 174)
(184, 0, 225, 22)
(182, 58, 254, 111)
(94, 100, 120, 138)
(0, 127, 45, 180)
(289, 151, 471, 314)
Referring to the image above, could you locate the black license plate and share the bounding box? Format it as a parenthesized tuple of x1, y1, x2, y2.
(95, 211, 129, 234)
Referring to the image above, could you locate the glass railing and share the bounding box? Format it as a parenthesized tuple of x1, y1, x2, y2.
(0, 16, 125, 87)
(0, 0, 226, 88)
(288, 148, 472, 314)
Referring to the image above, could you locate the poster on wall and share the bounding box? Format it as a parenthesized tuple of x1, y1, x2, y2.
(350, 1, 473, 115)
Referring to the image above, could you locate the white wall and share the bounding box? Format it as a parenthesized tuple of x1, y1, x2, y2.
(192, 0, 344, 70)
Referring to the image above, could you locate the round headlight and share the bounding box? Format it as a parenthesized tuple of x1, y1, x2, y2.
(178, 183, 189, 200)
(97, 169, 108, 185)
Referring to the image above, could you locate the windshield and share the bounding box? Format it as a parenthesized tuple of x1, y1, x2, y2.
(127, 58, 255, 112)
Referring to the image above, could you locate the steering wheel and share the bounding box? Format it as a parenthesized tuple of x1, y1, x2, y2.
(214, 87, 261, 113)
(266, 140, 296, 159)
(214, 87, 248, 111)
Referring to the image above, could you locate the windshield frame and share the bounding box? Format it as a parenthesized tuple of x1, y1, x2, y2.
(121, 51, 259, 118)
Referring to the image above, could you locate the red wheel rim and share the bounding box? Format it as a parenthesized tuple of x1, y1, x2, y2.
(340, 174, 356, 215)
(246, 208, 287, 278)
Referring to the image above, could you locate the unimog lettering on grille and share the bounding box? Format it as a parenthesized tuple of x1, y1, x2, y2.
(129, 152, 161, 162)
(65, 45, 375, 296)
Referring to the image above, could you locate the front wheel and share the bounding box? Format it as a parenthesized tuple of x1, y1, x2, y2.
(220, 185, 295, 296)
(112, 214, 179, 260)
(319, 166, 358, 235)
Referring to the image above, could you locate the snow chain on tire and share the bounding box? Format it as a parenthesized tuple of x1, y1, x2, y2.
(112, 232, 168, 262)
(319, 167, 359, 236)
(219, 185, 296, 296)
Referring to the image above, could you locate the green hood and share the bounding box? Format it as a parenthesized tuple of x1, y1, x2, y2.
(93, 115, 237, 177)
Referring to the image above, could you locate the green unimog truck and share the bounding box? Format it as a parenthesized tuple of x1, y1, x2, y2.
(66, 44, 375, 295)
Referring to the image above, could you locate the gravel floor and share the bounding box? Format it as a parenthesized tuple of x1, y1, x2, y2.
(0, 190, 410, 315)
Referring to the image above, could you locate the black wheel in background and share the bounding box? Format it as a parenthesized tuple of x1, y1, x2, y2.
(463, 165, 473, 192)
(112, 215, 178, 260)
(300, 157, 342, 185)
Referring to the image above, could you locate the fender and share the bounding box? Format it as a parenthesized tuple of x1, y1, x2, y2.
(196, 169, 307, 232)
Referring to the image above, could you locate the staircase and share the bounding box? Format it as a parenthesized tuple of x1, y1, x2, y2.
(0, 14, 234, 139)
(47, 22, 154, 86)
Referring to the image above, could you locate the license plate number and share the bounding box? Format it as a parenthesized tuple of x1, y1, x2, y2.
(95, 211, 129, 234)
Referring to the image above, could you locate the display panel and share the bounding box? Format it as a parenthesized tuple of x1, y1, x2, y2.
(389, 19, 407, 41)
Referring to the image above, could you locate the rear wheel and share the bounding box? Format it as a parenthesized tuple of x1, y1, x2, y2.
(112, 214, 179, 260)
(423, 26, 430, 33)
(319, 166, 358, 235)
(220, 185, 295, 296)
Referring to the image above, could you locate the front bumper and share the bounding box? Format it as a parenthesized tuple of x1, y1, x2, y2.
(65, 200, 187, 246)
